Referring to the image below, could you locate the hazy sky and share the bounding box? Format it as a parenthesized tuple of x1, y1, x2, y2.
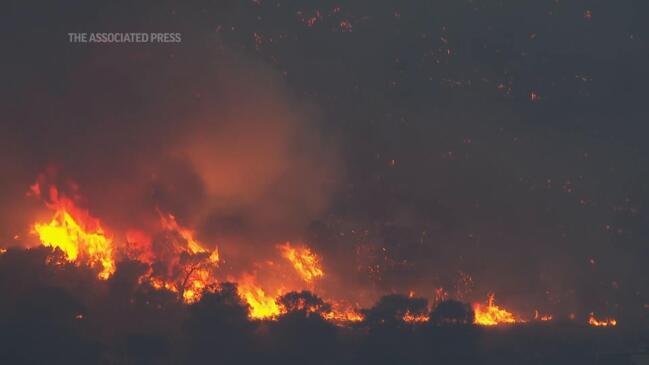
(3, 0, 649, 316)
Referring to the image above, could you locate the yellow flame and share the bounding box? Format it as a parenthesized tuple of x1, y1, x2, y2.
(159, 212, 220, 264)
(472, 293, 520, 326)
(278, 242, 324, 283)
(322, 309, 365, 323)
(239, 284, 282, 319)
(33, 206, 114, 279)
(402, 311, 430, 323)
(588, 312, 617, 327)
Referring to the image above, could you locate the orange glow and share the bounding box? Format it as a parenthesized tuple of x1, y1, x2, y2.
(125, 229, 155, 264)
(472, 293, 521, 326)
(139, 212, 221, 303)
(402, 311, 430, 323)
(31, 184, 115, 280)
(237, 275, 283, 319)
(159, 212, 220, 265)
(322, 301, 365, 323)
(278, 242, 324, 283)
(533, 309, 553, 322)
(20, 173, 625, 328)
(588, 312, 617, 327)
(27, 174, 224, 302)
(323, 309, 364, 323)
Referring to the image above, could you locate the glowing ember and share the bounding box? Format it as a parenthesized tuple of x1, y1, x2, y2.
(323, 309, 364, 323)
(402, 311, 430, 323)
(588, 312, 617, 327)
(472, 293, 521, 326)
(322, 301, 365, 323)
(278, 242, 324, 283)
(533, 310, 553, 322)
(31, 184, 115, 280)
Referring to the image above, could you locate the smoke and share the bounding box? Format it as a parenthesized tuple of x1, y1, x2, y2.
(0, 41, 341, 266)
(2, 0, 648, 324)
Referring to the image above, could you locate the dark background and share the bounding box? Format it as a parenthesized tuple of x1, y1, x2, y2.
(2, 0, 649, 322)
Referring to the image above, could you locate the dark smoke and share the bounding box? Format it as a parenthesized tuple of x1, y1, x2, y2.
(1, 27, 341, 272)
(3, 0, 649, 361)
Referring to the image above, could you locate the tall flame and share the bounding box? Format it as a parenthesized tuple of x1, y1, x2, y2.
(21, 175, 623, 328)
(237, 275, 283, 319)
(31, 184, 115, 279)
(278, 242, 324, 283)
(139, 212, 221, 303)
(158, 212, 220, 265)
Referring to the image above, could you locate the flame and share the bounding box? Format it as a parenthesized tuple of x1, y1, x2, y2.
(321, 300, 365, 323)
(533, 309, 553, 322)
(472, 293, 521, 326)
(159, 212, 220, 264)
(402, 311, 430, 323)
(138, 212, 220, 303)
(323, 309, 365, 323)
(588, 312, 617, 327)
(20, 174, 624, 328)
(31, 184, 115, 279)
(237, 275, 283, 319)
(278, 242, 324, 283)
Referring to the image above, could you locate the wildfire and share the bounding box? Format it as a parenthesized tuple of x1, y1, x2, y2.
(31, 184, 115, 280)
(402, 311, 430, 323)
(141, 212, 221, 303)
(533, 310, 553, 322)
(323, 309, 365, 323)
(237, 276, 283, 319)
(321, 300, 365, 323)
(18, 173, 625, 328)
(159, 212, 220, 265)
(472, 293, 521, 326)
(588, 312, 617, 327)
(278, 242, 324, 283)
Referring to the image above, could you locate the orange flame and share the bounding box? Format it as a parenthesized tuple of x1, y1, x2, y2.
(322, 304, 365, 323)
(159, 212, 220, 264)
(472, 293, 521, 326)
(533, 309, 553, 322)
(237, 275, 283, 319)
(22, 175, 623, 328)
(142, 212, 221, 303)
(278, 242, 324, 283)
(31, 184, 115, 279)
(588, 312, 617, 327)
(402, 311, 430, 323)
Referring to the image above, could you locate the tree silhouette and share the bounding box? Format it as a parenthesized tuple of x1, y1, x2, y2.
(278, 290, 331, 317)
(362, 294, 428, 326)
(430, 299, 475, 326)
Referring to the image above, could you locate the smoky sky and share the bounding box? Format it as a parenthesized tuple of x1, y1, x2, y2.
(2, 0, 649, 314)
